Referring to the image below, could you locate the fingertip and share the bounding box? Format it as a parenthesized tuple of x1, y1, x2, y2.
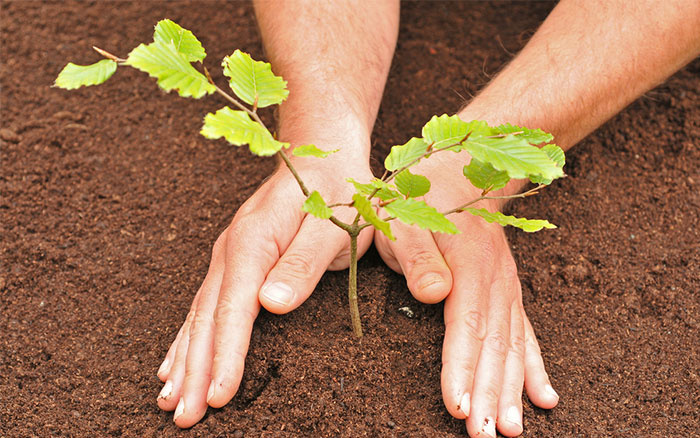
(206, 378, 241, 409)
(538, 384, 560, 409)
(172, 396, 207, 429)
(259, 282, 296, 314)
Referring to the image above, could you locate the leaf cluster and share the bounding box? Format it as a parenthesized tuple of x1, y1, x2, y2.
(55, 19, 566, 241)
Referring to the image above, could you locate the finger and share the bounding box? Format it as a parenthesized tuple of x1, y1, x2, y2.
(157, 312, 187, 382)
(205, 224, 283, 410)
(157, 307, 194, 411)
(376, 224, 452, 304)
(258, 217, 348, 314)
(523, 315, 559, 409)
(466, 276, 512, 438)
(440, 255, 490, 420)
(170, 236, 227, 427)
(496, 301, 526, 437)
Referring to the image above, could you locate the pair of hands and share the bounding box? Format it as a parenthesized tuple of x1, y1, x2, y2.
(155, 137, 558, 438)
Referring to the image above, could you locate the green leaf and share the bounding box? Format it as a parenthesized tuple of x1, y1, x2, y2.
(222, 50, 289, 108)
(464, 208, 556, 232)
(493, 123, 553, 145)
(201, 106, 289, 156)
(292, 144, 338, 158)
(302, 191, 334, 219)
(384, 137, 429, 171)
(530, 144, 566, 185)
(395, 169, 430, 198)
(464, 134, 563, 181)
(542, 144, 565, 167)
(384, 198, 459, 234)
(54, 59, 117, 89)
(463, 159, 510, 192)
(352, 194, 394, 240)
(125, 41, 215, 98)
(153, 19, 206, 62)
(422, 115, 492, 151)
(347, 178, 400, 201)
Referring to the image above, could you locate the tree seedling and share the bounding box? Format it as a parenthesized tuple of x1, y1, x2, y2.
(55, 20, 565, 338)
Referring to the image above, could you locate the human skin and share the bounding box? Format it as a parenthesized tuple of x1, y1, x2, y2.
(156, 0, 700, 437)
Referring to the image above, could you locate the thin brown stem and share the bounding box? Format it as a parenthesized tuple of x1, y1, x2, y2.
(348, 230, 363, 338)
(93, 46, 126, 63)
(441, 184, 546, 216)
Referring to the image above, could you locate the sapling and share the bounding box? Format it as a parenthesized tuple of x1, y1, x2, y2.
(55, 19, 565, 338)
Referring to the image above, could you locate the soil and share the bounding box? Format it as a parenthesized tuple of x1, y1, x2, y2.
(2, 1, 699, 437)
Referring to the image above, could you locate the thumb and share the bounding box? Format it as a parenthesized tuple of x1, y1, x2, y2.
(259, 219, 347, 314)
(375, 223, 452, 304)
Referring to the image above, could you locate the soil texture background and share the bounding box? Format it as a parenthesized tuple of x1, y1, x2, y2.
(2, 1, 699, 437)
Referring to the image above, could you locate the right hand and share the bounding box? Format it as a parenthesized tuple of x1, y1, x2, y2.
(155, 142, 374, 428)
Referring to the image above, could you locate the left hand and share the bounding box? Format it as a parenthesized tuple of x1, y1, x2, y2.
(374, 151, 559, 438)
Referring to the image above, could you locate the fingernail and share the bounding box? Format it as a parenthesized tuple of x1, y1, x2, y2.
(459, 392, 471, 416)
(482, 416, 496, 437)
(261, 282, 294, 306)
(174, 398, 185, 421)
(207, 381, 216, 403)
(419, 274, 444, 291)
(506, 406, 522, 427)
(158, 380, 173, 400)
(157, 358, 170, 376)
(545, 384, 559, 399)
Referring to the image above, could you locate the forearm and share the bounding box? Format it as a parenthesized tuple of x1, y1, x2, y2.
(254, 0, 399, 156)
(458, 0, 700, 196)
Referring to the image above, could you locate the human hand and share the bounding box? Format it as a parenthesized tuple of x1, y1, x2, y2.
(374, 151, 559, 438)
(155, 141, 374, 428)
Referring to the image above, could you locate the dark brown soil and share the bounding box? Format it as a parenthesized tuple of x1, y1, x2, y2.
(2, 2, 699, 437)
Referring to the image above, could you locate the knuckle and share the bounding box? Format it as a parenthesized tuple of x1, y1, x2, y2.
(509, 334, 526, 359)
(213, 295, 257, 326)
(406, 248, 440, 271)
(276, 251, 315, 281)
(500, 261, 519, 283)
(484, 332, 509, 357)
(189, 311, 212, 339)
(525, 332, 542, 354)
(447, 309, 486, 342)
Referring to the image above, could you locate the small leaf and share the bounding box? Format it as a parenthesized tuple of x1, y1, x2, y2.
(493, 123, 553, 145)
(222, 50, 289, 108)
(464, 134, 563, 181)
(464, 208, 556, 232)
(201, 106, 289, 156)
(292, 144, 338, 158)
(384, 137, 429, 171)
(54, 59, 117, 89)
(352, 194, 394, 240)
(530, 144, 566, 185)
(395, 169, 431, 198)
(384, 198, 459, 234)
(153, 19, 206, 62)
(542, 144, 565, 167)
(422, 115, 492, 151)
(347, 178, 400, 201)
(125, 41, 215, 98)
(302, 191, 334, 219)
(463, 159, 510, 192)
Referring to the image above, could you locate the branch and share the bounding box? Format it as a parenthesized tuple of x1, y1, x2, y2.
(93, 46, 126, 63)
(442, 184, 546, 216)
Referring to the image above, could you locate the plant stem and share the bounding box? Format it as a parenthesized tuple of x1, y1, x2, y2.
(348, 229, 363, 338)
(441, 184, 546, 216)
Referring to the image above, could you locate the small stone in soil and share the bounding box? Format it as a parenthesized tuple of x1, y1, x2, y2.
(387, 420, 395, 429)
(0, 128, 20, 143)
(398, 306, 414, 318)
(233, 430, 244, 438)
